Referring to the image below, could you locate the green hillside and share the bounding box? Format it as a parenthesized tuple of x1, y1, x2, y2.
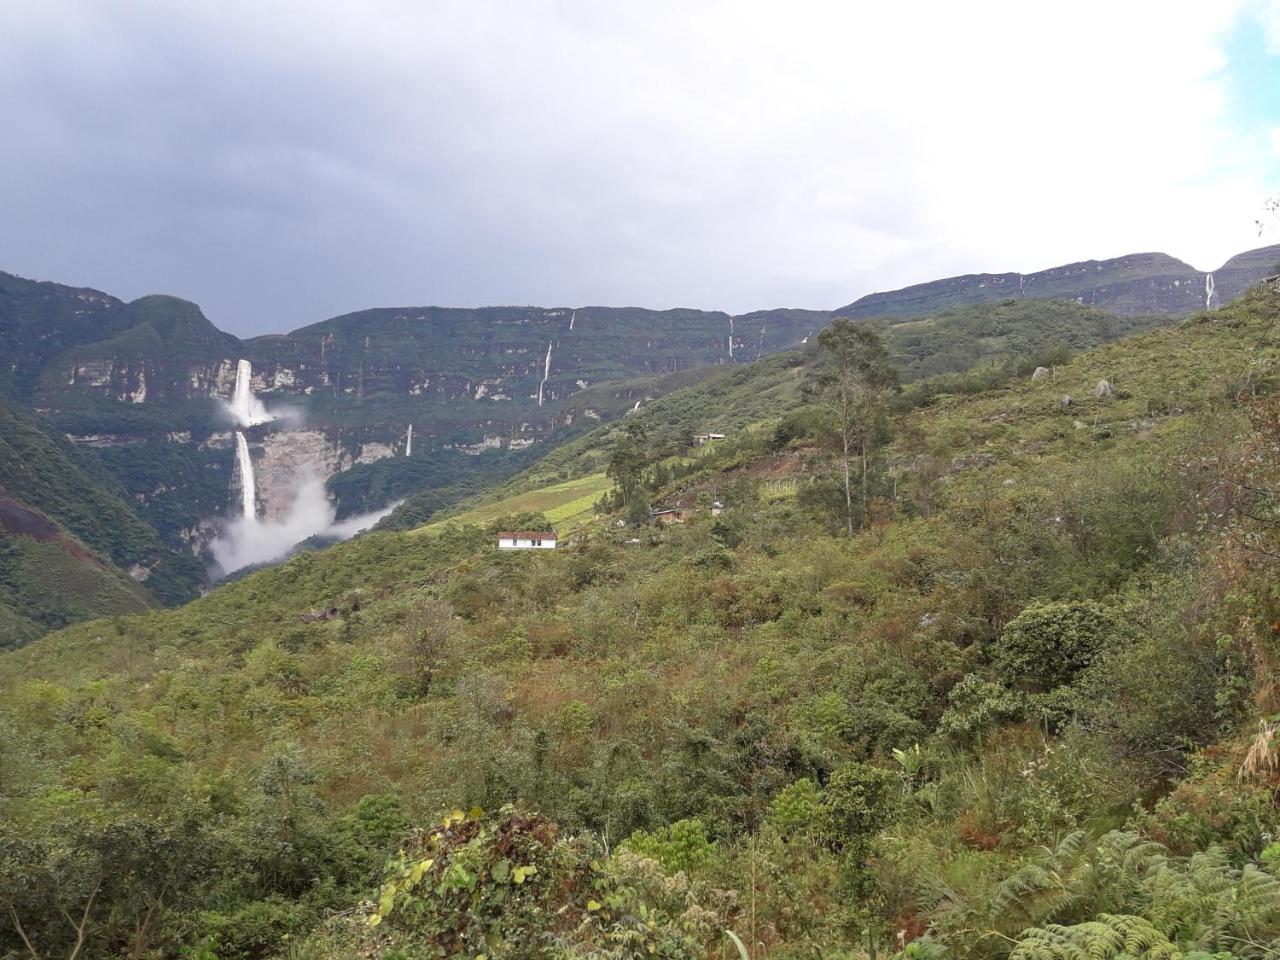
(396, 298, 1169, 530)
(0, 271, 125, 396)
(877, 297, 1165, 381)
(4, 290, 1280, 958)
(0, 516, 154, 646)
(0, 401, 204, 632)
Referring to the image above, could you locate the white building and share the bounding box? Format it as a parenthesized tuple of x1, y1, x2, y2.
(497, 530, 557, 550)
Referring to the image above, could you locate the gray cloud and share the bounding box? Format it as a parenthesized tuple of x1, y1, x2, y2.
(0, 0, 1274, 336)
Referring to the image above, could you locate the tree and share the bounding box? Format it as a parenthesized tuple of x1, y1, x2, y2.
(814, 319, 899, 535)
(606, 423, 648, 507)
(1, 817, 218, 960)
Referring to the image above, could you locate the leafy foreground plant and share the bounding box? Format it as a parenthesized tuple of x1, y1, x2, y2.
(1009, 914, 1186, 960)
(926, 830, 1280, 960)
(302, 805, 735, 960)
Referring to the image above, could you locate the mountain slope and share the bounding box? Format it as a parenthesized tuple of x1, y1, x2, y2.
(838, 243, 1280, 320)
(0, 252, 1262, 638)
(49, 294, 244, 406)
(0, 270, 124, 396)
(0, 496, 153, 647)
(0, 400, 204, 618)
(431, 297, 1173, 516)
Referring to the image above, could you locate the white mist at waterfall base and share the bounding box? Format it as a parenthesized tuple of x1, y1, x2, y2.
(209, 473, 401, 577)
(226, 359, 274, 427)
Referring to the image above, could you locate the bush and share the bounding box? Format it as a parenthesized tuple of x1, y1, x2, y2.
(362, 806, 724, 959)
(768, 778, 824, 834)
(992, 600, 1123, 691)
(821, 762, 898, 854)
(937, 675, 1028, 745)
(620, 818, 715, 873)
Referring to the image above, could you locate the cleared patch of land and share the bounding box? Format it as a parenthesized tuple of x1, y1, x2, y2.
(411, 472, 613, 536)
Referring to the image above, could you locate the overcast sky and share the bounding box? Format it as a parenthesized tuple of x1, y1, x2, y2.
(1, 1, 1277, 336)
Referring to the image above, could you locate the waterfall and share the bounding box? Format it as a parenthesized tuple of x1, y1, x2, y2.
(569, 309, 576, 331)
(228, 359, 273, 426)
(537, 340, 554, 406)
(234, 431, 257, 520)
(1205, 272, 1216, 311)
(405, 423, 413, 457)
(632, 399, 642, 411)
(728, 317, 735, 359)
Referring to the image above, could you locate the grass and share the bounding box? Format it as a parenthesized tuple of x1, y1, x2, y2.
(411, 472, 614, 536)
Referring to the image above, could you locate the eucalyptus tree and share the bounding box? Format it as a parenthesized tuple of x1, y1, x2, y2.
(814, 319, 899, 535)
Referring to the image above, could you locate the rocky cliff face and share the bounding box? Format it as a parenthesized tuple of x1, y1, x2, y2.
(239, 305, 822, 408)
(836, 245, 1280, 321)
(39, 303, 823, 423)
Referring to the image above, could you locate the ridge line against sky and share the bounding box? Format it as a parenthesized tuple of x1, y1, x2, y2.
(0, 0, 1277, 336)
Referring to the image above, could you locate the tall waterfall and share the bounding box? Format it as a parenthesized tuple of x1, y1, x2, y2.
(1205, 272, 1216, 311)
(537, 340, 554, 406)
(728, 317, 735, 359)
(405, 423, 413, 457)
(569, 309, 576, 331)
(234, 431, 257, 520)
(229, 359, 273, 427)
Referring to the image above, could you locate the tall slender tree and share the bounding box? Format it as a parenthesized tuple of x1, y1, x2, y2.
(606, 422, 648, 507)
(814, 320, 899, 535)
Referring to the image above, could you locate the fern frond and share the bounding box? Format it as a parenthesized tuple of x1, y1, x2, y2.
(1010, 914, 1180, 960)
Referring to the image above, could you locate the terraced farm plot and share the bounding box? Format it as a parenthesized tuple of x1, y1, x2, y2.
(412, 472, 613, 536)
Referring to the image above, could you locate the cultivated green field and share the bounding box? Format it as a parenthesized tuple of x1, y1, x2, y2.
(410, 471, 613, 536)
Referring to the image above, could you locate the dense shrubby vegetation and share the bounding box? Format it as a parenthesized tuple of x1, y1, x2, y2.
(3, 292, 1280, 958)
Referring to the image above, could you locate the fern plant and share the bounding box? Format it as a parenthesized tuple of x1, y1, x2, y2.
(1010, 914, 1180, 960)
(934, 831, 1280, 959)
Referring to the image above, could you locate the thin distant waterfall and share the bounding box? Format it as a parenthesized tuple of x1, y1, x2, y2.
(537, 340, 554, 406)
(235, 431, 257, 520)
(229, 359, 272, 426)
(728, 317, 735, 359)
(1205, 273, 1216, 311)
(569, 310, 576, 331)
(405, 423, 413, 457)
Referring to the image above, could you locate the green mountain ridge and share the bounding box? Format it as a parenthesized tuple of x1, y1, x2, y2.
(839, 244, 1280, 320)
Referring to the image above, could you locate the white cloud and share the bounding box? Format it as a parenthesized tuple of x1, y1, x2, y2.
(1262, 0, 1280, 53)
(0, 0, 1274, 327)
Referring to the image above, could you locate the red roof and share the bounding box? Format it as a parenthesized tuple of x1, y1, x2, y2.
(497, 531, 557, 539)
